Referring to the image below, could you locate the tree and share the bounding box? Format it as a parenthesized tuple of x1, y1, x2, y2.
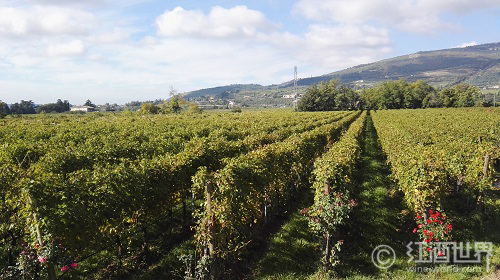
(83, 99, 96, 108)
(408, 80, 434, 109)
(334, 86, 359, 110)
(0, 100, 10, 118)
(297, 81, 338, 111)
(160, 87, 190, 114)
(188, 103, 203, 114)
(375, 80, 406, 109)
(140, 103, 160, 114)
(422, 91, 441, 108)
(37, 99, 71, 113)
(360, 89, 377, 110)
(454, 83, 480, 107)
(167, 95, 183, 114)
(10, 100, 36, 114)
(438, 88, 456, 107)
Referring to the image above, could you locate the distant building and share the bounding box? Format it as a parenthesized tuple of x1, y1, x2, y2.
(282, 94, 296, 99)
(70, 106, 95, 112)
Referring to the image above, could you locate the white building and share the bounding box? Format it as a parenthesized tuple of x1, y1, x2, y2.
(70, 106, 95, 112)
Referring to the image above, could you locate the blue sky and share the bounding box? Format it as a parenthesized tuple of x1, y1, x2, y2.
(0, 0, 499, 104)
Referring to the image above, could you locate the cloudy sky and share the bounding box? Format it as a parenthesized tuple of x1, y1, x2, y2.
(1, 0, 499, 104)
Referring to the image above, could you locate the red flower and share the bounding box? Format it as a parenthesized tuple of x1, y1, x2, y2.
(418, 224, 423, 228)
(447, 224, 452, 230)
(413, 228, 417, 233)
(427, 247, 432, 252)
(71, 263, 78, 268)
(429, 210, 433, 214)
(61, 266, 69, 272)
(427, 219, 432, 224)
(438, 251, 444, 256)
(423, 229, 428, 235)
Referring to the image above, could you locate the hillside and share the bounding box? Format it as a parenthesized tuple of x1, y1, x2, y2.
(183, 42, 500, 106)
(291, 42, 500, 88)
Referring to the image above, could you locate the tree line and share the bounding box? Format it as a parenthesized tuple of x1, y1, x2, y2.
(297, 79, 495, 111)
(0, 99, 73, 118)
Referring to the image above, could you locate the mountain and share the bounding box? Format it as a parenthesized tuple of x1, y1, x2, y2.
(183, 42, 500, 106)
(289, 42, 500, 88)
(184, 84, 267, 99)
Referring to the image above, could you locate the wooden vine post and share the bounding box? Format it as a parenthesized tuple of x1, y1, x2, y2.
(323, 181, 331, 270)
(483, 154, 490, 180)
(205, 182, 215, 257)
(479, 154, 491, 212)
(28, 192, 56, 280)
(116, 234, 123, 272)
(205, 181, 217, 279)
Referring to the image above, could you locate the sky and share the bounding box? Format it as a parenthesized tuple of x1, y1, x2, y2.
(0, 0, 499, 105)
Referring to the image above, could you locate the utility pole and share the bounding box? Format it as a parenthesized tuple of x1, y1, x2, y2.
(293, 66, 298, 109)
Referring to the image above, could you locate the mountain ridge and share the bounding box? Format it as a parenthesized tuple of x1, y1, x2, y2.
(184, 42, 500, 104)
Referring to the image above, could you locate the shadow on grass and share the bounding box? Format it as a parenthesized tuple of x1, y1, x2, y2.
(250, 210, 321, 280)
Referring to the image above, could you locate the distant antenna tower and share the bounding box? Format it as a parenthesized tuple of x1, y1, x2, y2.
(294, 66, 298, 95)
(293, 66, 298, 109)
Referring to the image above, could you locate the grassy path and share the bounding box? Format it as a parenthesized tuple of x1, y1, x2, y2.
(248, 189, 321, 280)
(336, 113, 410, 278)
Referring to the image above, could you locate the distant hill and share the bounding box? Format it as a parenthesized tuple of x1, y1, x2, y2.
(184, 84, 267, 99)
(183, 42, 500, 105)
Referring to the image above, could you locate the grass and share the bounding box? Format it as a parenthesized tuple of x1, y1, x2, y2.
(332, 113, 410, 278)
(250, 211, 321, 280)
(129, 239, 196, 280)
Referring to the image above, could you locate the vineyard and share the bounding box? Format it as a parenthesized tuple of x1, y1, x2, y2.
(0, 108, 499, 279)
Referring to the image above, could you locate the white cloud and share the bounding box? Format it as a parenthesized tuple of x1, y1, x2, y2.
(304, 24, 390, 48)
(0, 6, 96, 36)
(256, 24, 391, 70)
(156, 6, 277, 38)
(454, 41, 478, 48)
(10, 54, 43, 67)
(47, 40, 86, 56)
(0, 7, 29, 35)
(88, 29, 130, 44)
(293, 0, 500, 34)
